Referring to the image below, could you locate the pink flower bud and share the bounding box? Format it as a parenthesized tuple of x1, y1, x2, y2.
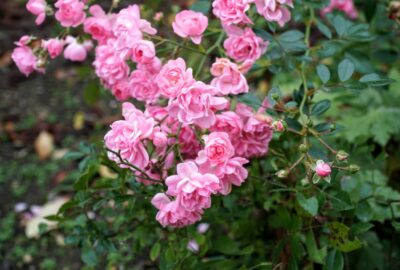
(315, 160, 331, 178)
(272, 120, 285, 132)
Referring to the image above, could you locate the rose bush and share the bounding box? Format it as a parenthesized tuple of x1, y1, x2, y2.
(11, 0, 400, 269)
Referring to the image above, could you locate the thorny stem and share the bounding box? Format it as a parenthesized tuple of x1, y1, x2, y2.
(309, 129, 338, 154)
(106, 148, 163, 183)
(195, 31, 225, 78)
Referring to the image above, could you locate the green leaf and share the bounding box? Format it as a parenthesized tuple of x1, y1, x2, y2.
(317, 64, 331, 84)
(351, 222, 374, 234)
(317, 20, 332, 39)
(237, 92, 262, 109)
(330, 191, 354, 211)
(279, 30, 304, 42)
(81, 248, 98, 266)
(328, 222, 363, 253)
(392, 221, 400, 231)
(311, 99, 331, 116)
(359, 73, 394, 87)
(338, 59, 355, 82)
(332, 15, 351, 36)
(297, 193, 319, 216)
(150, 242, 161, 261)
(190, 0, 211, 14)
(305, 230, 326, 264)
(324, 249, 344, 270)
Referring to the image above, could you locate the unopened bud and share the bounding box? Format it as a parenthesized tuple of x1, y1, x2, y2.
(276, 169, 289, 179)
(272, 120, 285, 132)
(348, 164, 360, 174)
(299, 144, 309, 153)
(336, 150, 349, 161)
(389, 1, 400, 22)
(36, 57, 46, 69)
(271, 93, 280, 100)
(330, 123, 336, 131)
(301, 178, 310, 186)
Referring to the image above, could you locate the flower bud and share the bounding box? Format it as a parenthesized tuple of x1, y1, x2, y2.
(336, 150, 349, 161)
(348, 164, 360, 174)
(276, 169, 289, 179)
(272, 120, 285, 132)
(271, 93, 279, 100)
(299, 144, 308, 153)
(301, 178, 310, 186)
(330, 123, 336, 131)
(315, 160, 331, 178)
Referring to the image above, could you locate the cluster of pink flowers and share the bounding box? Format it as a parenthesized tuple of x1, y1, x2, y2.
(321, 0, 358, 19)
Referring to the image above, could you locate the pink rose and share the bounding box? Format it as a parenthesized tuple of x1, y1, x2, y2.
(172, 10, 208, 44)
(212, 0, 253, 25)
(94, 39, 129, 87)
(63, 36, 92, 62)
(155, 58, 194, 98)
(321, 0, 358, 19)
(83, 5, 115, 44)
(255, 0, 294, 27)
(129, 69, 160, 103)
(169, 82, 228, 129)
(315, 160, 331, 177)
(197, 132, 234, 166)
(12, 46, 39, 76)
(210, 58, 249, 95)
(210, 111, 244, 138)
(137, 57, 162, 76)
(165, 161, 220, 211)
(177, 125, 202, 158)
(131, 40, 156, 64)
(55, 0, 86, 28)
(113, 5, 156, 50)
(219, 157, 248, 195)
(151, 193, 202, 228)
(272, 120, 285, 132)
(111, 79, 130, 101)
(26, 0, 46, 25)
(224, 27, 268, 63)
(42, 38, 64, 59)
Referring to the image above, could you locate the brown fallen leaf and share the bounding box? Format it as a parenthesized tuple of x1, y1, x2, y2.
(34, 131, 54, 160)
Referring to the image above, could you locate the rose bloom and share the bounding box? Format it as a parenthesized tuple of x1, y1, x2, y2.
(155, 58, 194, 98)
(111, 79, 130, 101)
(172, 10, 208, 44)
(55, 0, 86, 28)
(321, 0, 358, 19)
(63, 36, 93, 62)
(196, 132, 235, 166)
(315, 160, 332, 177)
(26, 0, 46, 25)
(137, 57, 162, 76)
(254, 0, 294, 27)
(224, 27, 269, 63)
(42, 39, 64, 59)
(131, 40, 156, 64)
(113, 5, 157, 49)
(12, 46, 39, 76)
(218, 157, 248, 195)
(129, 69, 160, 103)
(169, 82, 228, 129)
(151, 193, 202, 228)
(212, 0, 253, 25)
(165, 161, 220, 211)
(94, 39, 129, 87)
(210, 111, 244, 138)
(83, 5, 115, 44)
(210, 58, 249, 95)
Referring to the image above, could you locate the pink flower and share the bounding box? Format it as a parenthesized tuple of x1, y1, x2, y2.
(137, 57, 162, 76)
(210, 111, 243, 138)
(169, 82, 228, 129)
(165, 161, 220, 211)
(321, 0, 358, 19)
(12, 46, 40, 76)
(94, 39, 129, 87)
(172, 10, 208, 44)
(255, 0, 294, 27)
(55, 0, 86, 28)
(210, 58, 249, 95)
(129, 69, 160, 103)
(111, 79, 130, 101)
(155, 58, 194, 98)
(131, 40, 156, 64)
(105, 103, 154, 170)
(63, 36, 93, 62)
(315, 160, 331, 177)
(219, 157, 248, 195)
(234, 103, 274, 158)
(151, 193, 202, 228)
(196, 132, 234, 166)
(42, 39, 64, 59)
(224, 27, 268, 63)
(83, 5, 115, 44)
(212, 0, 253, 25)
(26, 0, 46, 25)
(272, 120, 285, 132)
(177, 125, 202, 158)
(113, 5, 156, 49)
